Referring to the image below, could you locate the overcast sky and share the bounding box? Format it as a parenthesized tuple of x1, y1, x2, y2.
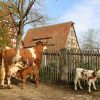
(24, 0, 100, 42)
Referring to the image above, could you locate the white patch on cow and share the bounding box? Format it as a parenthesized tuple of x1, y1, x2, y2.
(43, 46, 47, 51)
(85, 70, 94, 77)
(9, 66, 20, 75)
(96, 70, 100, 78)
(12, 49, 21, 63)
(7, 77, 11, 86)
(28, 48, 36, 59)
(33, 62, 36, 66)
(5, 46, 10, 49)
(16, 50, 21, 58)
(8, 61, 23, 77)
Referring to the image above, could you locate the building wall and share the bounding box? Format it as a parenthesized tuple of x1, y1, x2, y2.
(66, 27, 79, 49)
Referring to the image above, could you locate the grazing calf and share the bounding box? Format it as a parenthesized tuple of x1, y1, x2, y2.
(15, 66, 36, 88)
(74, 68, 97, 93)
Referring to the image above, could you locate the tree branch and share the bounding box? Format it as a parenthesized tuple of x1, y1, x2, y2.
(23, 0, 36, 19)
(24, 16, 44, 25)
(8, 0, 20, 15)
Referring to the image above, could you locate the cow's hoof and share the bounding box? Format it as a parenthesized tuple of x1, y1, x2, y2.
(0, 85, 5, 89)
(94, 88, 96, 91)
(74, 89, 77, 91)
(7, 85, 12, 89)
(88, 91, 91, 94)
(80, 88, 83, 90)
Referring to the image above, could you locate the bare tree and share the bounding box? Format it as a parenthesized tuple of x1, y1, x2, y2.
(0, 0, 48, 48)
(80, 29, 100, 50)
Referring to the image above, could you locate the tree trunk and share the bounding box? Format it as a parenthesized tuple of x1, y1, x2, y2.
(16, 20, 24, 49)
(16, 33, 22, 49)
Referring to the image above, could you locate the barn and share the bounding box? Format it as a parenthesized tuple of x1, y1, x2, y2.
(23, 21, 80, 50)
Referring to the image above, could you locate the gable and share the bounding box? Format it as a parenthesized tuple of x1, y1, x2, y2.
(66, 27, 79, 49)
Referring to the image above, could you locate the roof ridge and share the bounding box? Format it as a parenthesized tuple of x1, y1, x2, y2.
(28, 21, 74, 30)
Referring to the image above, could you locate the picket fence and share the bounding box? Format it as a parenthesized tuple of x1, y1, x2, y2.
(39, 49, 100, 86)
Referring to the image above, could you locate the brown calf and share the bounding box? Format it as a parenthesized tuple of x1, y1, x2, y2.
(16, 65, 38, 88)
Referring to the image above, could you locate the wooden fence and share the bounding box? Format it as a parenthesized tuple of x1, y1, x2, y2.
(39, 50, 61, 82)
(39, 49, 100, 86)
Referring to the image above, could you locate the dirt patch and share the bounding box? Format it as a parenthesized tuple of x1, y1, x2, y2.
(0, 81, 100, 100)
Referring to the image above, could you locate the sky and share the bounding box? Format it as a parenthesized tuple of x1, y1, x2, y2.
(24, 0, 100, 42)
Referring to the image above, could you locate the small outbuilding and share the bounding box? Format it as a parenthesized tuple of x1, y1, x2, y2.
(23, 21, 80, 50)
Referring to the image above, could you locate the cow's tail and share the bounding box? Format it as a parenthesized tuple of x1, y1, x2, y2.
(0, 52, 5, 85)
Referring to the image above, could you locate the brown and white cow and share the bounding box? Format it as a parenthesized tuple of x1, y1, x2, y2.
(1, 41, 47, 88)
(74, 68, 97, 93)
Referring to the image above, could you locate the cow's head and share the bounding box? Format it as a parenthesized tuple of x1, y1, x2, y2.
(96, 70, 100, 78)
(36, 41, 47, 51)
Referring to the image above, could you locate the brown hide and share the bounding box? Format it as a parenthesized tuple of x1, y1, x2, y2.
(19, 49, 33, 66)
(16, 66, 33, 80)
(3, 48, 33, 66)
(88, 72, 96, 80)
(3, 41, 46, 68)
(3, 48, 17, 73)
(0, 50, 2, 65)
(81, 70, 85, 76)
(16, 65, 39, 87)
(80, 70, 88, 79)
(81, 70, 96, 80)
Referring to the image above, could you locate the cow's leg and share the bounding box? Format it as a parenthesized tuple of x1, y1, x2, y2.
(0, 70, 5, 88)
(74, 77, 78, 91)
(78, 80, 83, 89)
(92, 80, 96, 91)
(21, 76, 27, 89)
(1, 75, 5, 87)
(33, 66, 39, 87)
(21, 79, 25, 89)
(0, 67, 6, 88)
(88, 80, 92, 93)
(35, 74, 39, 87)
(1, 78, 5, 87)
(7, 76, 12, 89)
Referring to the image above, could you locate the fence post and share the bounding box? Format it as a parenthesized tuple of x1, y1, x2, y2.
(60, 48, 69, 83)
